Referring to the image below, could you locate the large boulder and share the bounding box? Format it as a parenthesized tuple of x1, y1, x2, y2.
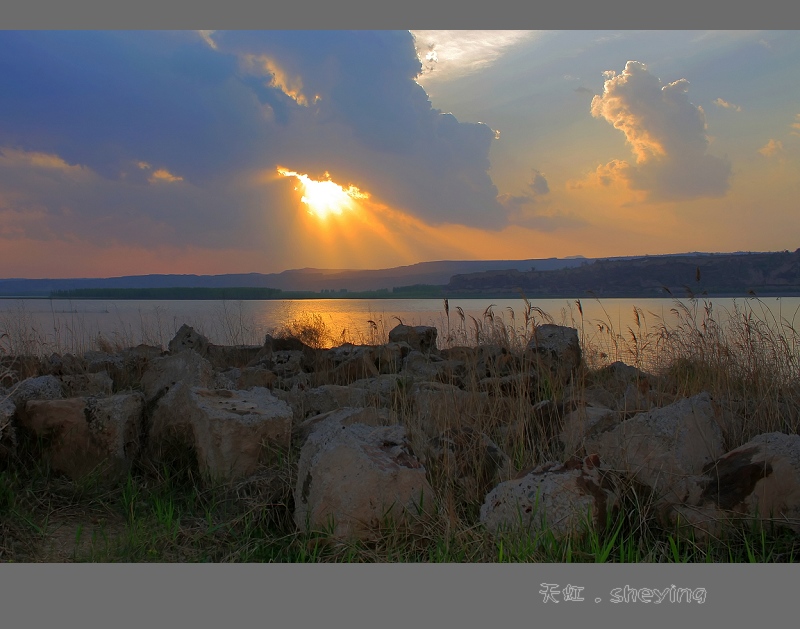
(294, 406, 398, 447)
(20, 393, 144, 481)
(525, 324, 581, 378)
(388, 325, 438, 355)
(480, 454, 618, 539)
(140, 350, 213, 404)
(168, 324, 210, 356)
(585, 392, 726, 505)
(402, 351, 465, 384)
(560, 405, 619, 458)
(60, 372, 114, 397)
(279, 384, 372, 422)
(294, 419, 434, 540)
(9, 375, 63, 411)
(671, 432, 800, 535)
(149, 384, 292, 481)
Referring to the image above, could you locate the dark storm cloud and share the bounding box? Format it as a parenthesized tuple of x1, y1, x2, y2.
(0, 30, 507, 252)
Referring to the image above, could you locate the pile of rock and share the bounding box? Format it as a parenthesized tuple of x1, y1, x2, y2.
(1, 320, 799, 543)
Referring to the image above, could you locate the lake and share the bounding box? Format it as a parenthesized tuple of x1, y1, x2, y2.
(2, 296, 799, 369)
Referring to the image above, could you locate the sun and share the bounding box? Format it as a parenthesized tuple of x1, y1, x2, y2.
(278, 167, 368, 219)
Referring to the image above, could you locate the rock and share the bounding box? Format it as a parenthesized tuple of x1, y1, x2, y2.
(564, 384, 618, 411)
(168, 324, 210, 356)
(294, 406, 398, 447)
(294, 420, 434, 540)
(21, 393, 144, 481)
(83, 350, 124, 375)
(388, 324, 438, 354)
(150, 385, 292, 481)
(205, 344, 263, 370)
(480, 454, 618, 538)
(47, 353, 86, 376)
(236, 367, 277, 390)
(478, 373, 536, 397)
(268, 350, 306, 378)
(9, 375, 63, 411)
(671, 432, 800, 535)
(616, 382, 655, 413)
(284, 384, 372, 421)
(585, 392, 726, 505)
(402, 351, 465, 384)
(318, 344, 381, 384)
(525, 324, 581, 377)
(140, 350, 213, 404)
(60, 372, 114, 397)
(560, 405, 619, 458)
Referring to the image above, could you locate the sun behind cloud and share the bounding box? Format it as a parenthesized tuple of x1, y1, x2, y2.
(277, 168, 369, 219)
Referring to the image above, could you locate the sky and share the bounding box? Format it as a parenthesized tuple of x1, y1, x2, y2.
(1, 29, 799, 278)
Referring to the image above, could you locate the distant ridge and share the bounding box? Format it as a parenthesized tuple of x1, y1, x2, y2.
(0, 250, 785, 298)
(0, 256, 600, 296)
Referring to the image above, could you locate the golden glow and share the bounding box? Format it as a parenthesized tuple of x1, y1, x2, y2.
(278, 168, 368, 219)
(242, 55, 310, 106)
(149, 168, 183, 184)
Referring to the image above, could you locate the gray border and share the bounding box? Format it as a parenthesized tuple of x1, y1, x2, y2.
(2, 563, 798, 625)
(2, 0, 799, 626)
(2, 0, 799, 29)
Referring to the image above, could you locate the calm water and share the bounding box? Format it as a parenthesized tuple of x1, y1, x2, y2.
(2, 296, 799, 364)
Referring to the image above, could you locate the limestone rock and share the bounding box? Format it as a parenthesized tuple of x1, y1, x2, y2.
(9, 375, 63, 411)
(21, 393, 144, 481)
(47, 353, 86, 376)
(285, 384, 372, 421)
(294, 420, 434, 540)
(150, 385, 292, 481)
(585, 392, 725, 505)
(168, 324, 210, 356)
(236, 367, 277, 390)
(140, 350, 213, 404)
(560, 405, 619, 458)
(480, 454, 618, 538)
(294, 406, 398, 447)
(671, 432, 800, 535)
(388, 324, 438, 354)
(402, 351, 465, 384)
(525, 324, 581, 377)
(60, 372, 114, 397)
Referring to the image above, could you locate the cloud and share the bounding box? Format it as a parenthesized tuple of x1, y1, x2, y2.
(574, 86, 593, 94)
(410, 31, 539, 82)
(529, 169, 550, 196)
(590, 60, 731, 201)
(758, 139, 784, 157)
(792, 113, 800, 136)
(496, 169, 579, 231)
(148, 168, 184, 184)
(0, 28, 511, 262)
(713, 98, 742, 112)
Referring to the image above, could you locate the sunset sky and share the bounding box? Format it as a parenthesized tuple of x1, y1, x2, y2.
(1, 30, 798, 278)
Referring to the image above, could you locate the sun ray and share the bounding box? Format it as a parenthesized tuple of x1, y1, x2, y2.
(277, 168, 368, 220)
